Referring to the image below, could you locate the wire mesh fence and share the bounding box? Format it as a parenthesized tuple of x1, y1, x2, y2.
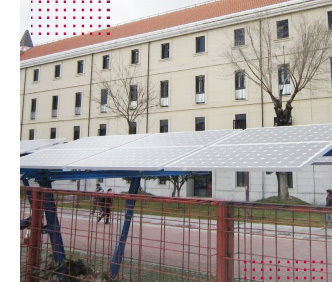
(20, 186, 332, 282)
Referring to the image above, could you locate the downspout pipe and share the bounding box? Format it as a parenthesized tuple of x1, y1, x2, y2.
(20, 68, 28, 140)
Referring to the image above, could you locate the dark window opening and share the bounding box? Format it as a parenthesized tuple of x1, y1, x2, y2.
(130, 85, 137, 101)
(235, 71, 245, 90)
(236, 172, 247, 187)
(33, 69, 39, 82)
(277, 19, 289, 39)
(73, 126, 80, 140)
(194, 174, 212, 197)
(160, 119, 168, 133)
(328, 11, 332, 30)
(160, 81, 169, 98)
(286, 172, 293, 188)
(29, 129, 35, 140)
(195, 117, 205, 131)
(196, 36, 205, 53)
(159, 178, 166, 185)
(52, 96, 58, 118)
(161, 43, 170, 59)
(233, 114, 246, 130)
(102, 55, 109, 69)
(77, 60, 84, 74)
(196, 75, 205, 94)
(50, 128, 56, 139)
(98, 124, 106, 136)
(75, 92, 82, 115)
(30, 98, 37, 120)
(54, 64, 61, 78)
(100, 89, 108, 113)
(131, 49, 139, 64)
(234, 28, 245, 46)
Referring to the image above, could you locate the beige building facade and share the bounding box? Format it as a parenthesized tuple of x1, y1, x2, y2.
(20, 0, 332, 203)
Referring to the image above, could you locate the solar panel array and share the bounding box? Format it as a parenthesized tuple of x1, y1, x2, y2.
(20, 124, 332, 172)
(20, 138, 66, 155)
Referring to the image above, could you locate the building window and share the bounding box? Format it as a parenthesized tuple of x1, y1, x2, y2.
(234, 28, 245, 46)
(129, 122, 137, 135)
(30, 98, 37, 120)
(33, 69, 39, 82)
(278, 64, 290, 95)
(102, 55, 109, 69)
(130, 85, 137, 109)
(77, 60, 84, 74)
(233, 114, 246, 130)
(159, 178, 166, 185)
(97, 178, 104, 183)
(160, 80, 169, 107)
(51, 96, 58, 118)
(98, 124, 106, 136)
(50, 128, 56, 139)
(75, 92, 82, 115)
(160, 119, 168, 133)
(236, 172, 247, 187)
(235, 70, 246, 100)
(286, 172, 293, 188)
(196, 36, 205, 53)
(54, 64, 61, 78)
(73, 126, 80, 140)
(29, 129, 35, 140)
(195, 117, 205, 131)
(328, 11, 332, 30)
(276, 19, 289, 39)
(195, 75, 205, 104)
(131, 49, 139, 64)
(161, 43, 170, 59)
(100, 89, 108, 113)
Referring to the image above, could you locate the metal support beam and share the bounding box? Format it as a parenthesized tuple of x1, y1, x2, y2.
(110, 177, 141, 278)
(37, 180, 66, 269)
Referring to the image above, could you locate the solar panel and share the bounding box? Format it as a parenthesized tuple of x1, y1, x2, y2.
(67, 146, 200, 170)
(312, 156, 332, 165)
(20, 138, 66, 154)
(165, 142, 332, 171)
(216, 124, 332, 145)
(20, 148, 105, 169)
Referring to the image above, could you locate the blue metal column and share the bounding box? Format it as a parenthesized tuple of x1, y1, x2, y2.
(37, 179, 66, 265)
(110, 177, 141, 278)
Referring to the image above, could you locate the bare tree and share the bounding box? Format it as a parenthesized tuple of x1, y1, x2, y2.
(94, 58, 157, 134)
(226, 17, 332, 199)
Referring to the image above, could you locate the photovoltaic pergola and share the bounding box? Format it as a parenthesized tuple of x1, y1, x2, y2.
(20, 124, 332, 278)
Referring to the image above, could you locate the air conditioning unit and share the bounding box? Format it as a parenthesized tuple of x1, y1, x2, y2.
(129, 101, 137, 110)
(235, 89, 246, 100)
(100, 105, 107, 113)
(196, 93, 205, 104)
(160, 97, 169, 107)
(279, 84, 291, 95)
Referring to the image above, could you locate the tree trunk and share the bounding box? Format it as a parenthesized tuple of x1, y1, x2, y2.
(176, 186, 181, 197)
(276, 172, 289, 200)
(171, 185, 176, 197)
(274, 103, 293, 126)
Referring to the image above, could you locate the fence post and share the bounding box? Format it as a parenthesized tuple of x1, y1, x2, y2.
(217, 203, 234, 282)
(26, 189, 43, 282)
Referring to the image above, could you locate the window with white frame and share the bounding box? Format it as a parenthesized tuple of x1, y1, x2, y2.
(30, 98, 37, 120)
(77, 60, 84, 74)
(33, 69, 39, 82)
(50, 128, 56, 139)
(51, 96, 58, 118)
(234, 28, 245, 46)
(278, 64, 290, 95)
(131, 49, 139, 64)
(160, 80, 169, 107)
(276, 19, 289, 39)
(102, 55, 109, 69)
(235, 70, 246, 100)
(75, 92, 82, 115)
(195, 75, 205, 104)
(100, 89, 108, 113)
(54, 64, 61, 78)
(196, 36, 205, 53)
(161, 43, 170, 59)
(130, 85, 137, 109)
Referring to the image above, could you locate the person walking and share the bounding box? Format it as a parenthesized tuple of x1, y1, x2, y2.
(91, 183, 104, 215)
(325, 189, 332, 228)
(98, 188, 113, 224)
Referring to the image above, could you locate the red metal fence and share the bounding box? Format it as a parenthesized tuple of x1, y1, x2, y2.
(20, 186, 332, 281)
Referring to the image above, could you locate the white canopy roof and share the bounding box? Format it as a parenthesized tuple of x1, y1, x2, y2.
(20, 124, 332, 172)
(20, 138, 66, 155)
